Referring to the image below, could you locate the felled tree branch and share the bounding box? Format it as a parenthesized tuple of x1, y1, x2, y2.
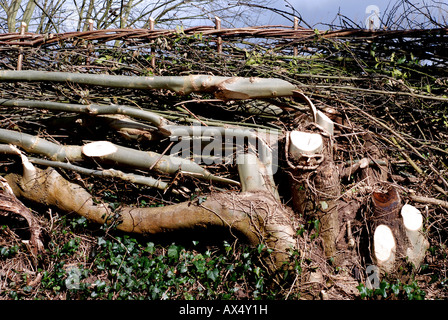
(5, 154, 296, 270)
(0, 71, 298, 100)
(408, 192, 448, 210)
(0, 98, 168, 129)
(28, 157, 187, 196)
(0, 129, 240, 186)
(0, 128, 83, 162)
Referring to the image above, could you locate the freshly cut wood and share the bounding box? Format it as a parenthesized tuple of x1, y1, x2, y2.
(236, 152, 279, 199)
(370, 187, 429, 272)
(82, 141, 118, 157)
(286, 97, 337, 261)
(401, 204, 423, 231)
(292, 91, 334, 136)
(81, 140, 240, 185)
(315, 111, 334, 137)
(373, 224, 396, 272)
(401, 204, 429, 268)
(0, 128, 239, 186)
(288, 131, 323, 159)
(370, 187, 400, 273)
(18, 148, 36, 187)
(0, 144, 36, 185)
(288, 129, 340, 259)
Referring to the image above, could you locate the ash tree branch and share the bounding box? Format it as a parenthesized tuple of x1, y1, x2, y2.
(0, 129, 240, 186)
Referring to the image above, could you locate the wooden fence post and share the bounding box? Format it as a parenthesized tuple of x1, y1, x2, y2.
(17, 22, 26, 71)
(215, 16, 222, 54)
(149, 17, 156, 69)
(86, 19, 94, 66)
(293, 17, 299, 57)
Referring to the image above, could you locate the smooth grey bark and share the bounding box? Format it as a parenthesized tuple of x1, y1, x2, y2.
(0, 71, 298, 99)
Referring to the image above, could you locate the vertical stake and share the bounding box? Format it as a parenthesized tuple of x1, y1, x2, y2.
(17, 22, 26, 71)
(86, 19, 94, 66)
(149, 17, 156, 69)
(215, 16, 222, 54)
(293, 17, 299, 57)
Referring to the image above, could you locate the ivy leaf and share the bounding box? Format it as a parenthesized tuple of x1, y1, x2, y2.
(374, 280, 390, 298)
(375, 287, 387, 298)
(193, 254, 206, 273)
(146, 242, 155, 254)
(254, 266, 261, 277)
(403, 284, 413, 296)
(391, 281, 401, 296)
(97, 237, 107, 247)
(168, 244, 179, 261)
(207, 268, 219, 282)
(357, 284, 372, 299)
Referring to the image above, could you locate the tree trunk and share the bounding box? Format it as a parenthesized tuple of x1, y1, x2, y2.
(287, 128, 340, 259)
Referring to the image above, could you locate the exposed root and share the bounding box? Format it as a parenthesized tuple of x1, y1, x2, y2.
(0, 176, 44, 261)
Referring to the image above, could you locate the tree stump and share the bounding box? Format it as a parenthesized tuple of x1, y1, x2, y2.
(370, 186, 403, 273)
(287, 128, 340, 259)
(370, 187, 429, 274)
